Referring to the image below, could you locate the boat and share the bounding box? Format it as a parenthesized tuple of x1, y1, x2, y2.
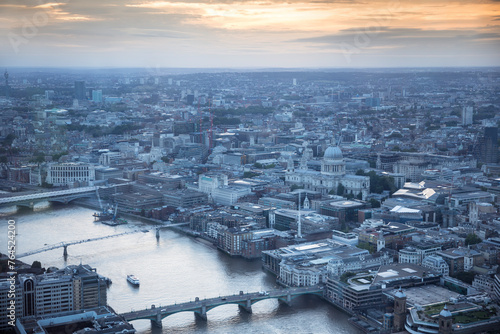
(93, 190, 114, 221)
(98, 204, 128, 226)
(127, 274, 140, 286)
(102, 218, 128, 226)
(93, 209, 114, 221)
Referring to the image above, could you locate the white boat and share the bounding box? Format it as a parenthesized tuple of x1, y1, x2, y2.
(127, 274, 140, 286)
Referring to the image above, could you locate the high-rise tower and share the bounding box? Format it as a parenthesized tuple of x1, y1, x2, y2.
(74, 80, 86, 100)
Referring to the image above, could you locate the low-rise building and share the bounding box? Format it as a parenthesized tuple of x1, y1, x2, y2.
(163, 189, 208, 208)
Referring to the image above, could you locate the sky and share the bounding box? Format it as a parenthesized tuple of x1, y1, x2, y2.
(1, 0, 500, 68)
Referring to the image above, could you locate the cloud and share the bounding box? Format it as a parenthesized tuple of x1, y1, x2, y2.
(1, 0, 499, 67)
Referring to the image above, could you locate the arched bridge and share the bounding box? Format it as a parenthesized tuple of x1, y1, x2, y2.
(120, 286, 323, 328)
(0, 186, 97, 207)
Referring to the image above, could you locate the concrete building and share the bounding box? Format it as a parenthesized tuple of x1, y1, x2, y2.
(92, 89, 103, 103)
(15, 306, 135, 334)
(45, 163, 96, 187)
(163, 189, 208, 208)
(325, 272, 384, 312)
(320, 200, 366, 224)
(462, 106, 473, 126)
(0, 264, 107, 331)
(74, 80, 86, 100)
(421, 255, 449, 276)
(398, 243, 441, 265)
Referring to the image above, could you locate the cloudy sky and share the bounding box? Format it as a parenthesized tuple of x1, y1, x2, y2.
(1, 0, 500, 68)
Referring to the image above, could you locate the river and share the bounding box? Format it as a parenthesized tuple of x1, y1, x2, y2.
(3, 204, 360, 333)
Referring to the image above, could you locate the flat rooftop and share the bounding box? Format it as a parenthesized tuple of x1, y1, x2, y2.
(386, 285, 461, 307)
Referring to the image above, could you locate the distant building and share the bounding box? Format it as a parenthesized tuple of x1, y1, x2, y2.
(480, 127, 499, 164)
(74, 80, 86, 100)
(92, 89, 103, 103)
(462, 106, 473, 126)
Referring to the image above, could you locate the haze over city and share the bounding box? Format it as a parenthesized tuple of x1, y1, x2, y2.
(2, 0, 500, 68)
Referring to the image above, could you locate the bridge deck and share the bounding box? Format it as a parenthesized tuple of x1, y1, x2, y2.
(121, 286, 323, 322)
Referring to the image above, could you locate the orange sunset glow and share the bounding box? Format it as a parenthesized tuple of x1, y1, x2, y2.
(1, 0, 499, 67)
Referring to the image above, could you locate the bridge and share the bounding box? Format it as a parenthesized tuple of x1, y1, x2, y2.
(0, 183, 133, 208)
(16, 230, 141, 258)
(0, 186, 97, 207)
(17, 222, 191, 258)
(120, 286, 323, 328)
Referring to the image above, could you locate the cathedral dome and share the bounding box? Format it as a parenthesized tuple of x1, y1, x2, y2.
(324, 146, 343, 160)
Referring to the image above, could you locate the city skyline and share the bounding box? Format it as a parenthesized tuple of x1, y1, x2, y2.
(1, 0, 500, 69)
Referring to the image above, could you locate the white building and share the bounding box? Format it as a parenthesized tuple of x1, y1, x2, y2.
(472, 274, 495, 295)
(422, 255, 449, 276)
(327, 252, 393, 277)
(46, 163, 95, 187)
(198, 174, 250, 205)
(462, 106, 473, 126)
(99, 152, 122, 166)
(285, 145, 370, 199)
(398, 244, 441, 265)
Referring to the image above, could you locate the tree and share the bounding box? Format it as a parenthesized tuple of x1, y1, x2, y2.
(356, 192, 363, 200)
(41, 181, 53, 188)
(340, 271, 356, 283)
(465, 233, 482, 246)
(336, 183, 345, 196)
(370, 198, 381, 208)
(31, 261, 42, 269)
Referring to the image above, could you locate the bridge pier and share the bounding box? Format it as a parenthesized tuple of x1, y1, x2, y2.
(279, 292, 292, 306)
(195, 305, 207, 321)
(238, 298, 252, 313)
(156, 228, 160, 239)
(63, 245, 68, 257)
(151, 313, 163, 328)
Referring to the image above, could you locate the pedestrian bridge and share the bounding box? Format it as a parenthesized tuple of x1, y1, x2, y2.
(120, 286, 323, 328)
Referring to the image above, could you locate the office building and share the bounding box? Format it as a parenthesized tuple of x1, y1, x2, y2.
(92, 89, 103, 103)
(462, 106, 473, 125)
(0, 264, 107, 331)
(74, 80, 86, 100)
(45, 162, 96, 187)
(481, 127, 498, 164)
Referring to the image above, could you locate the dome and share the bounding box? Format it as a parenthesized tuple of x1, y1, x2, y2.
(440, 304, 452, 318)
(395, 287, 406, 299)
(324, 146, 343, 160)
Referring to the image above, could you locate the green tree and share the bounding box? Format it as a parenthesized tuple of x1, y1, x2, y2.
(370, 198, 381, 208)
(290, 184, 304, 191)
(340, 271, 356, 282)
(243, 171, 260, 178)
(356, 192, 363, 200)
(336, 183, 345, 196)
(465, 233, 482, 246)
(41, 181, 53, 188)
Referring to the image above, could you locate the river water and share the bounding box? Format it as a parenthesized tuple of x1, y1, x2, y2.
(3, 204, 360, 334)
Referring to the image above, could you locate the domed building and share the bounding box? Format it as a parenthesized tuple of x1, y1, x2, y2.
(285, 144, 370, 199)
(321, 146, 345, 176)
